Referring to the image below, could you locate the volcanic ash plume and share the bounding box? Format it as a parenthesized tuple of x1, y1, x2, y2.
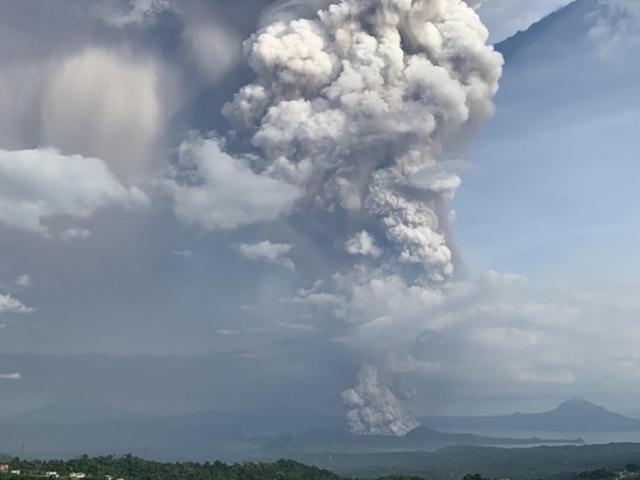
(189, 0, 503, 435)
(342, 365, 419, 436)
(222, 0, 503, 282)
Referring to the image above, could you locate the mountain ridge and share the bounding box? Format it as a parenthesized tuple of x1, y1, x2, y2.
(420, 399, 640, 433)
(496, 0, 595, 59)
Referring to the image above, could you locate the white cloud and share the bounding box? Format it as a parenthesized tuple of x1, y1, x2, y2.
(334, 267, 444, 327)
(292, 267, 640, 400)
(0, 147, 148, 235)
(173, 249, 194, 258)
(236, 240, 295, 270)
(0, 372, 22, 381)
(168, 137, 300, 231)
(0, 294, 33, 315)
(15, 274, 31, 288)
(104, 0, 171, 28)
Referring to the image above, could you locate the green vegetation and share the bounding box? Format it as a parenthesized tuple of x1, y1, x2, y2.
(292, 443, 640, 479)
(0, 455, 423, 480)
(576, 469, 615, 480)
(0, 457, 341, 480)
(3, 446, 640, 480)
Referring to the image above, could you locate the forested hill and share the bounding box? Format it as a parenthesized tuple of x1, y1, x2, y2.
(0, 456, 421, 480)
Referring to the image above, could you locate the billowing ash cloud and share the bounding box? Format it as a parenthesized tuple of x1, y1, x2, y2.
(174, 0, 503, 277)
(346, 231, 383, 258)
(342, 365, 419, 436)
(218, 0, 502, 283)
(170, 0, 502, 435)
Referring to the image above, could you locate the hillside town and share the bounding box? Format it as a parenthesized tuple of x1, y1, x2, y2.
(0, 465, 123, 480)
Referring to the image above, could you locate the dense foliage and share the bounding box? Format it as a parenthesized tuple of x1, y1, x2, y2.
(294, 443, 640, 479)
(576, 468, 615, 480)
(0, 457, 342, 480)
(5, 448, 640, 480)
(0, 456, 425, 480)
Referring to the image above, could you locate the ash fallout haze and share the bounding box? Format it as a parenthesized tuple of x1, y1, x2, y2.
(0, 0, 640, 467)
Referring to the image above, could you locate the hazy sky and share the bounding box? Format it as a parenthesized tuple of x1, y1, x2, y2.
(0, 0, 639, 424)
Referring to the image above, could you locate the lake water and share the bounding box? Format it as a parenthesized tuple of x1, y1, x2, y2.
(440, 429, 640, 446)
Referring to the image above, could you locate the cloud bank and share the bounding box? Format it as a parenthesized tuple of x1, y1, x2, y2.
(0, 147, 147, 235)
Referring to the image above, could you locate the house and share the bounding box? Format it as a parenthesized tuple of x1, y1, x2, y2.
(45, 472, 60, 479)
(0, 465, 9, 473)
(10, 471, 20, 475)
(70, 473, 87, 479)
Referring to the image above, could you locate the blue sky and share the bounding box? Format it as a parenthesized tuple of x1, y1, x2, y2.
(457, 0, 640, 283)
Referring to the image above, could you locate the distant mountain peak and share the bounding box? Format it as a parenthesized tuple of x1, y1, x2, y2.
(420, 399, 640, 433)
(562, 397, 590, 404)
(557, 398, 601, 409)
(553, 399, 622, 418)
(496, 0, 602, 61)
